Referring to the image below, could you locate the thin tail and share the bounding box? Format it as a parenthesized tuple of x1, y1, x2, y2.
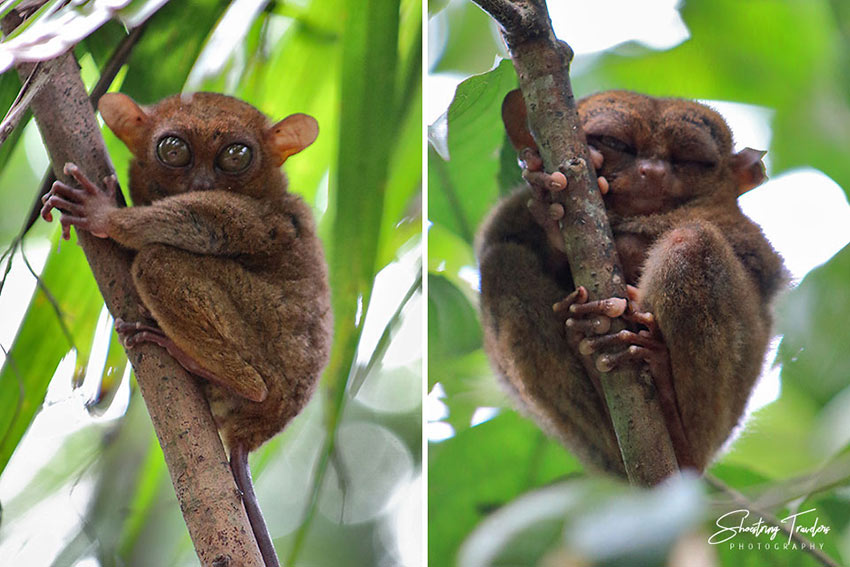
(230, 443, 280, 567)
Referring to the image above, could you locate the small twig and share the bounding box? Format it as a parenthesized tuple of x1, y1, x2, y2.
(0, 61, 45, 146)
(705, 474, 840, 567)
(0, 236, 18, 297)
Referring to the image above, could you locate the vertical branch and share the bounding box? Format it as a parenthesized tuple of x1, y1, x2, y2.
(470, 0, 679, 485)
(2, 11, 264, 566)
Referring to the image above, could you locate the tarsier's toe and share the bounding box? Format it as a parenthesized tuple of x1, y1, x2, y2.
(569, 297, 627, 318)
(520, 147, 543, 171)
(523, 169, 567, 194)
(553, 286, 588, 320)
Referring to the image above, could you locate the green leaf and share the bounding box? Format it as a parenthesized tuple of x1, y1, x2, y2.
(777, 245, 850, 406)
(428, 59, 517, 244)
(428, 274, 481, 385)
(429, 411, 579, 566)
(0, 235, 102, 475)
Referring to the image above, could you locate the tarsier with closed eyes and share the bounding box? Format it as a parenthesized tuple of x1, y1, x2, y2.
(477, 90, 786, 476)
(41, 92, 332, 567)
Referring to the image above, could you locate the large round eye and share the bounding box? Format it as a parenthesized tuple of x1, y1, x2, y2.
(217, 143, 253, 173)
(156, 136, 191, 167)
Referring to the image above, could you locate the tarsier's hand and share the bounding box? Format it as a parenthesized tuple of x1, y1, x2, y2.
(41, 163, 118, 240)
(521, 146, 608, 253)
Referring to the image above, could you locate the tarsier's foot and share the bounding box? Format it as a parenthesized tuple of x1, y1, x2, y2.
(40, 163, 118, 240)
(555, 286, 695, 469)
(115, 318, 222, 384)
(559, 285, 667, 374)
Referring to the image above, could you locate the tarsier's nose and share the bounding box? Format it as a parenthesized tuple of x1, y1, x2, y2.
(637, 159, 668, 182)
(190, 170, 215, 192)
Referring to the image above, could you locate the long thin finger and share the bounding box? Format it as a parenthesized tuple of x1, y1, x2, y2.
(589, 145, 603, 169)
(597, 175, 609, 195)
(64, 163, 100, 195)
(49, 180, 86, 200)
(520, 147, 543, 171)
(624, 308, 657, 332)
(523, 169, 567, 193)
(43, 195, 84, 216)
(596, 345, 652, 373)
(40, 203, 54, 222)
(103, 174, 119, 199)
(569, 297, 627, 318)
(566, 315, 611, 335)
(579, 329, 660, 355)
(59, 215, 89, 238)
(553, 286, 588, 316)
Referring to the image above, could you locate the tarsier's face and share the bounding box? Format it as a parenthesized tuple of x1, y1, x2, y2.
(130, 94, 275, 204)
(99, 92, 318, 206)
(578, 91, 736, 217)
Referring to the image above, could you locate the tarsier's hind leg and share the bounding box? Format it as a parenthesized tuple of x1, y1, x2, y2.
(478, 236, 625, 476)
(130, 244, 269, 403)
(639, 221, 769, 471)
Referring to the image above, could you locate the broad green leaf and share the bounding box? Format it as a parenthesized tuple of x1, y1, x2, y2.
(428, 59, 516, 243)
(433, 348, 506, 431)
(718, 382, 822, 478)
(428, 274, 481, 388)
(120, 0, 227, 102)
(430, 0, 503, 76)
(777, 245, 850, 406)
(0, 234, 102, 475)
(429, 411, 580, 566)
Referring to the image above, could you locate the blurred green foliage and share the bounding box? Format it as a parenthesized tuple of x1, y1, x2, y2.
(0, 0, 421, 565)
(428, 1, 850, 566)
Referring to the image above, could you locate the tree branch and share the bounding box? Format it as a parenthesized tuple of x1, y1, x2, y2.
(470, 0, 679, 485)
(2, 11, 264, 566)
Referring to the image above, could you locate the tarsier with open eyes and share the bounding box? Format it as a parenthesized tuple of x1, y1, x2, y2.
(41, 92, 332, 567)
(477, 90, 786, 476)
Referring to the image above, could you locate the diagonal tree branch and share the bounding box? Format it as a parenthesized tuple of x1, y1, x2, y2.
(470, 0, 679, 485)
(1, 10, 264, 566)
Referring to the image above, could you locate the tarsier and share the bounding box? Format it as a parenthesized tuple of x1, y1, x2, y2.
(477, 90, 786, 476)
(41, 92, 332, 567)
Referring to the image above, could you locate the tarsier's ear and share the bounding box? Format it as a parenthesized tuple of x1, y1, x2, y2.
(266, 114, 319, 166)
(731, 147, 767, 196)
(98, 93, 150, 154)
(501, 89, 537, 152)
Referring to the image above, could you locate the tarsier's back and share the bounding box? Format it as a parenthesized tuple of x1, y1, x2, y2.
(477, 90, 786, 476)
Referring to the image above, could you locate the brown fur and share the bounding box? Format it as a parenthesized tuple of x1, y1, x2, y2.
(100, 92, 332, 453)
(478, 91, 786, 476)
